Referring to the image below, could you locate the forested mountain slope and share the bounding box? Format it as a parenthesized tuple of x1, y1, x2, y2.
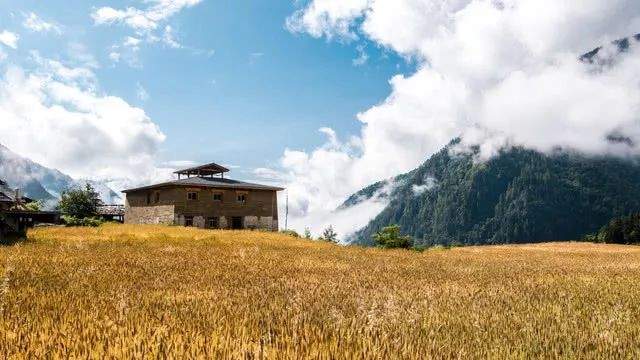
(349, 143, 640, 246)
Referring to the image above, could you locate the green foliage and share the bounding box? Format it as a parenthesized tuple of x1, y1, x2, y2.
(303, 227, 312, 239)
(320, 226, 338, 243)
(58, 184, 102, 219)
(280, 230, 300, 238)
(61, 216, 105, 227)
(351, 140, 640, 247)
(24, 200, 43, 212)
(596, 214, 640, 244)
(373, 225, 413, 249)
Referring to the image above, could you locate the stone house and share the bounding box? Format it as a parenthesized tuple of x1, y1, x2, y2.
(122, 163, 284, 230)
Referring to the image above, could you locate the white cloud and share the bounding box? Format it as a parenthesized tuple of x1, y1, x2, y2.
(136, 82, 150, 101)
(0, 57, 166, 183)
(0, 31, 19, 49)
(92, 0, 203, 63)
(22, 12, 62, 34)
(275, 0, 640, 236)
(109, 51, 121, 62)
(286, 0, 369, 40)
(92, 0, 203, 31)
(162, 25, 181, 48)
(352, 44, 369, 66)
(412, 176, 437, 196)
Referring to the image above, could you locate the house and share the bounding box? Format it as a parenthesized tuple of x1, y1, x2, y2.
(122, 162, 284, 230)
(0, 179, 60, 240)
(97, 205, 125, 223)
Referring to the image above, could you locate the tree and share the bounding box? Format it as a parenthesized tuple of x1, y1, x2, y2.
(597, 214, 640, 244)
(58, 184, 102, 219)
(373, 225, 413, 249)
(303, 227, 312, 239)
(24, 200, 43, 212)
(321, 225, 338, 243)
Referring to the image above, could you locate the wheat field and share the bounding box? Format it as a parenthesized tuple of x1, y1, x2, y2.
(0, 224, 639, 358)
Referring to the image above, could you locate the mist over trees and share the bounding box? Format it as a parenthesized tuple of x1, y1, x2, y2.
(350, 142, 640, 247)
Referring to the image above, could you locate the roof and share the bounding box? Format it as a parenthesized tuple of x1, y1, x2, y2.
(174, 162, 229, 176)
(0, 179, 16, 203)
(122, 176, 284, 193)
(0, 179, 32, 204)
(98, 205, 125, 216)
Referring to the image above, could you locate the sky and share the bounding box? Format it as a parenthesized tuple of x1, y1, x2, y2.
(1, 0, 640, 238)
(0, 0, 412, 179)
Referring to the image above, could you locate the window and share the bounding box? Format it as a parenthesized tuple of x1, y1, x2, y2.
(155, 192, 160, 203)
(187, 192, 198, 201)
(237, 194, 247, 204)
(146, 193, 151, 205)
(207, 217, 219, 229)
(213, 193, 223, 201)
(184, 216, 194, 227)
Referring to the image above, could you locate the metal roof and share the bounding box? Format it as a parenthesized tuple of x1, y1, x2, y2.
(174, 162, 230, 176)
(122, 176, 284, 193)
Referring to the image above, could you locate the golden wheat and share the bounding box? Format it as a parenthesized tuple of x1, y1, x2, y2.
(0, 224, 639, 358)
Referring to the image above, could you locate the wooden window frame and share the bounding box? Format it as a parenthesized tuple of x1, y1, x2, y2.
(213, 192, 223, 202)
(187, 192, 198, 201)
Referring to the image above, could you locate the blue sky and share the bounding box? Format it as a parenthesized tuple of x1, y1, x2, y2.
(0, 0, 412, 177)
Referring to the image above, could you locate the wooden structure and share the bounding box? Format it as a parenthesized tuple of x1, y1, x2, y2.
(175, 163, 230, 179)
(0, 179, 60, 241)
(97, 205, 125, 223)
(123, 162, 284, 230)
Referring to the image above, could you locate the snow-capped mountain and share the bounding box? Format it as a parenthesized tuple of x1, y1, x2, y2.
(0, 144, 123, 207)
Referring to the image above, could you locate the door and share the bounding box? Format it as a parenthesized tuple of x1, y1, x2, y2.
(231, 216, 243, 230)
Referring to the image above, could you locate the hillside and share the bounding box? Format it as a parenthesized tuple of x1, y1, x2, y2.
(0, 225, 638, 357)
(0, 144, 122, 206)
(348, 142, 640, 246)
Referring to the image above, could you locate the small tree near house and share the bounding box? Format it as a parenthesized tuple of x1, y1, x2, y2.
(320, 225, 338, 243)
(58, 184, 103, 221)
(303, 227, 312, 239)
(373, 225, 413, 249)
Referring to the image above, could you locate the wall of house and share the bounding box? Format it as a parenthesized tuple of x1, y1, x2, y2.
(124, 193, 176, 225)
(125, 186, 279, 230)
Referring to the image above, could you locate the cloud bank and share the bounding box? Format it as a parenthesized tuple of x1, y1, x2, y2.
(0, 53, 167, 186)
(266, 0, 640, 238)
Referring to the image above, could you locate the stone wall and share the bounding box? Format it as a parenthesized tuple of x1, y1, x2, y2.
(124, 205, 175, 225)
(245, 216, 278, 231)
(125, 186, 281, 231)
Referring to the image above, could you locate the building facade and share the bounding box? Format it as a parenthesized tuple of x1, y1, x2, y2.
(0, 179, 60, 240)
(122, 163, 283, 230)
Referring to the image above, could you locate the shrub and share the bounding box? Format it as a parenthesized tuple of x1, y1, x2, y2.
(58, 184, 102, 219)
(373, 225, 413, 249)
(62, 216, 104, 227)
(320, 226, 338, 243)
(25, 200, 44, 212)
(597, 214, 640, 244)
(280, 230, 300, 238)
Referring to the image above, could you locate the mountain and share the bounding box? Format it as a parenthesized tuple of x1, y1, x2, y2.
(580, 33, 640, 63)
(348, 142, 640, 246)
(80, 179, 124, 205)
(347, 34, 640, 246)
(0, 144, 122, 207)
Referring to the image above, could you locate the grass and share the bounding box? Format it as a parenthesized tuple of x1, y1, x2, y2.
(1, 224, 640, 358)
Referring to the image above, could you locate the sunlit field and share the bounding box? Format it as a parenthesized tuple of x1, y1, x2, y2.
(1, 224, 639, 358)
